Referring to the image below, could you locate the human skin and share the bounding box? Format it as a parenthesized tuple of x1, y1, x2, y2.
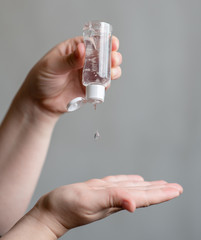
(0, 36, 122, 234)
(2, 175, 183, 240)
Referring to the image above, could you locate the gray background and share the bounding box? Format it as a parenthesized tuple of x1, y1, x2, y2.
(0, 0, 201, 239)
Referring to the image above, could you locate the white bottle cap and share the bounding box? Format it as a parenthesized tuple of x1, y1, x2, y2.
(86, 84, 105, 103)
(67, 97, 85, 112)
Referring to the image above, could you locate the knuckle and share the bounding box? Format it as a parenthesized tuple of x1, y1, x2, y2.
(112, 52, 122, 66)
(108, 188, 118, 207)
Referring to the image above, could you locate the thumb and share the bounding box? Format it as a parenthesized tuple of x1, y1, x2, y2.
(64, 43, 85, 71)
(109, 188, 136, 213)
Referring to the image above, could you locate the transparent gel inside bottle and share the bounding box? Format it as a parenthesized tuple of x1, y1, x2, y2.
(82, 21, 112, 104)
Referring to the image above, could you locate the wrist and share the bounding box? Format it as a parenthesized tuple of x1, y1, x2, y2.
(2, 209, 58, 240)
(10, 89, 59, 134)
(29, 198, 68, 239)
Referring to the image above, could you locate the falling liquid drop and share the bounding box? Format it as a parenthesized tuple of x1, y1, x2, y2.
(93, 103, 99, 140)
(94, 130, 100, 140)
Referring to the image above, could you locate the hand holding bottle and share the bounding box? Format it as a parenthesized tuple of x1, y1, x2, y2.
(15, 36, 122, 119)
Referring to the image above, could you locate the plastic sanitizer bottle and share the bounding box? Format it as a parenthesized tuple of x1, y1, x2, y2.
(66, 21, 112, 112)
(82, 21, 112, 106)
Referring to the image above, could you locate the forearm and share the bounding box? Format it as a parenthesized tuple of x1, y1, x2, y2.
(0, 92, 58, 234)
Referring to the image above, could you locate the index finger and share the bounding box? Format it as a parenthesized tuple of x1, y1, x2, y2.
(112, 36, 120, 51)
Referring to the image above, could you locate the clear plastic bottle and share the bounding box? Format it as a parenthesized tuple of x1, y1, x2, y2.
(66, 21, 112, 112)
(82, 21, 112, 104)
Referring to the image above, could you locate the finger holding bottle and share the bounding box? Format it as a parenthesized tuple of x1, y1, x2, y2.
(16, 33, 122, 120)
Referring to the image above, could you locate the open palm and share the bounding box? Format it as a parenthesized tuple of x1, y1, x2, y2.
(35, 175, 183, 237)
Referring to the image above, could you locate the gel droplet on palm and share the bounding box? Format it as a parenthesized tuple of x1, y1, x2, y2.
(94, 130, 100, 140)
